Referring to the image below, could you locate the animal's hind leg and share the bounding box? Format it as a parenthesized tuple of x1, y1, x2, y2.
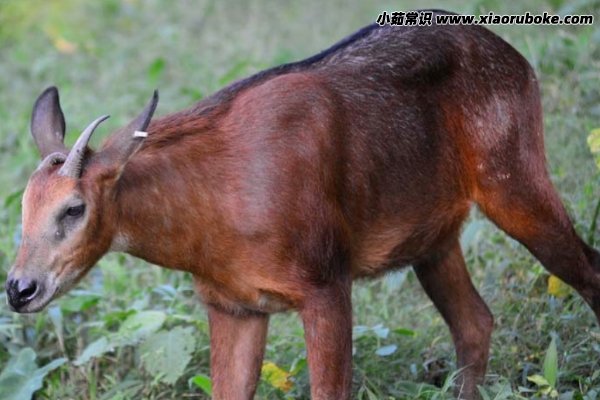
(414, 238, 493, 399)
(475, 170, 600, 323)
(468, 71, 600, 322)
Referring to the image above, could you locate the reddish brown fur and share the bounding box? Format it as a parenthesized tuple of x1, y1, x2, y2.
(9, 10, 600, 400)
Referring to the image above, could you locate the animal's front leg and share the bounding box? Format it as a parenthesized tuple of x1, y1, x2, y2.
(300, 278, 353, 400)
(207, 305, 269, 400)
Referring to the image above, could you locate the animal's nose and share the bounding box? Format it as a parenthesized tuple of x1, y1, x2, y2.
(6, 277, 38, 310)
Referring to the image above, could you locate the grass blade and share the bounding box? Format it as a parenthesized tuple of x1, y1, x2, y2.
(543, 335, 558, 388)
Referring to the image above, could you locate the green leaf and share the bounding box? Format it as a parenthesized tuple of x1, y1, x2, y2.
(190, 373, 212, 395)
(140, 326, 196, 384)
(375, 344, 397, 356)
(543, 335, 558, 388)
(527, 374, 550, 387)
(289, 357, 307, 375)
(75, 310, 166, 366)
(117, 310, 166, 345)
(0, 348, 66, 400)
(364, 385, 378, 400)
(478, 386, 491, 400)
(59, 291, 102, 313)
(74, 337, 111, 366)
(98, 378, 143, 400)
(393, 328, 416, 337)
(48, 306, 64, 347)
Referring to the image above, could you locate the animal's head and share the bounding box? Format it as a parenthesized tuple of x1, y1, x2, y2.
(5, 87, 158, 313)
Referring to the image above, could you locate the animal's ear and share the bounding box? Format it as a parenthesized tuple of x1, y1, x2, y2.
(100, 90, 159, 168)
(31, 86, 68, 158)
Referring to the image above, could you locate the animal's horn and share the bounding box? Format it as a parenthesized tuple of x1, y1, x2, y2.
(100, 90, 158, 165)
(58, 115, 110, 178)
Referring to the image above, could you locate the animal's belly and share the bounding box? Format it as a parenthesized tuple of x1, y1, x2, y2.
(352, 206, 470, 277)
(194, 277, 298, 314)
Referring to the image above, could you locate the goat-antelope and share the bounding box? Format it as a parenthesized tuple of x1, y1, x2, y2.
(6, 10, 600, 399)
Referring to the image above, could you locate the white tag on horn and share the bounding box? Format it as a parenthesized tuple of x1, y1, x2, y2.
(133, 130, 148, 138)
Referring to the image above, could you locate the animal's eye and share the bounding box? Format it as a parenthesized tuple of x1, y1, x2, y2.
(66, 204, 85, 217)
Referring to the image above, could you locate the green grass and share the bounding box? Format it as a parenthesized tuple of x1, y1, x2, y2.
(0, 0, 599, 399)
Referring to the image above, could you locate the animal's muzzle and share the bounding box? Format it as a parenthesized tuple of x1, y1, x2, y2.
(5, 276, 39, 311)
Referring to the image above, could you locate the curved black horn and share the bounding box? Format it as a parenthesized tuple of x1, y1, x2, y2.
(101, 90, 159, 164)
(126, 90, 158, 133)
(58, 115, 109, 178)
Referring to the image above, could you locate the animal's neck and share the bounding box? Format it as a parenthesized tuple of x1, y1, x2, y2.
(110, 112, 229, 273)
